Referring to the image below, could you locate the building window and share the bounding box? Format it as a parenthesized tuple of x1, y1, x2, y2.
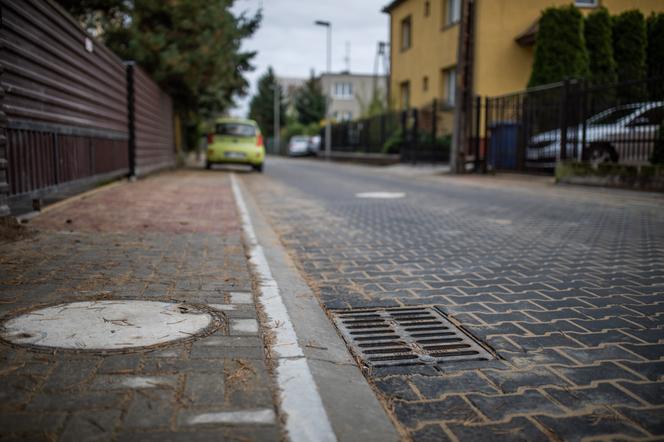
(444, 0, 461, 26)
(400, 81, 410, 109)
(424, 0, 430, 17)
(339, 111, 353, 121)
(423, 76, 429, 92)
(333, 82, 353, 99)
(401, 16, 412, 50)
(575, 0, 598, 7)
(442, 68, 456, 105)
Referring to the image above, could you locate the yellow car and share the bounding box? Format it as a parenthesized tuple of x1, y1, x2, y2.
(206, 118, 265, 172)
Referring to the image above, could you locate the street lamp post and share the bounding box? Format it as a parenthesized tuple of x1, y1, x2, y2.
(315, 20, 332, 160)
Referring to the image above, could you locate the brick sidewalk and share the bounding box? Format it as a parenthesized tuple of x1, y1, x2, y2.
(0, 170, 281, 441)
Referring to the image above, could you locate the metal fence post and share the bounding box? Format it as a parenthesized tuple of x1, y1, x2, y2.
(474, 96, 481, 172)
(431, 99, 438, 146)
(412, 107, 419, 164)
(125, 61, 136, 177)
(0, 3, 9, 218)
(483, 96, 489, 173)
(559, 79, 570, 162)
(580, 79, 588, 161)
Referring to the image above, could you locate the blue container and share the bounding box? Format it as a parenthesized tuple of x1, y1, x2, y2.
(488, 122, 520, 170)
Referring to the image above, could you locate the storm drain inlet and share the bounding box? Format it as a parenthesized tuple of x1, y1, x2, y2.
(331, 306, 494, 367)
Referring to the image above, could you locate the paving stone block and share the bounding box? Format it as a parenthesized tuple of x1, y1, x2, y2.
(467, 390, 563, 421)
(61, 409, 121, 442)
(621, 343, 664, 360)
(619, 360, 664, 381)
(618, 381, 664, 406)
(561, 346, 646, 364)
(481, 367, 569, 393)
(554, 361, 643, 385)
(374, 377, 420, 401)
(616, 406, 664, 435)
(546, 382, 643, 410)
(184, 372, 225, 406)
(448, 416, 548, 442)
(534, 412, 648, 441)
(43, 359, 99, 390)
(510, 333, 583, 351)
(393, 396, 480, 428)
(28, 391, 127, 411)
(123, 389, 174, 429)
(410, 424, 452, 442)
(412, 371, 499, 397)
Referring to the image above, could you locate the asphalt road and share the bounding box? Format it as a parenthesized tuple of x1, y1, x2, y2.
(244, 157, 664, 442)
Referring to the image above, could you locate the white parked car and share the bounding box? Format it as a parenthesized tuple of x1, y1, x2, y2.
(308, 135, 322, 155)
(288, 135, 311, 156)
(526, 102, 663, 168)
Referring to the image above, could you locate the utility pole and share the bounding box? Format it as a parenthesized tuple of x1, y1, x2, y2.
(451, 0, 475, 174)
(273, 80, 280, 155)
(315, 20, 332, 160)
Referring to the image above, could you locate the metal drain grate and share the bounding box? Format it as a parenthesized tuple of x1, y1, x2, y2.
(331, 306, 494, 367)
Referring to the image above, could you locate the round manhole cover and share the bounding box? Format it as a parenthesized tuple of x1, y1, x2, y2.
(1, 301, 218, 352)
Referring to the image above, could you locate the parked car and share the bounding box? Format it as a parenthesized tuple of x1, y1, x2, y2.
(308, 135, 322, 155)
(206, 118, 265, 172)
(288, 135, 311, 156)
(526, 102, 664, 168)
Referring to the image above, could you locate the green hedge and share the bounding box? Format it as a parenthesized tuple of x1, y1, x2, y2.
(613, 10, 648, 100)
(585, 8, 617, 87)
(529, 5, 589, 88)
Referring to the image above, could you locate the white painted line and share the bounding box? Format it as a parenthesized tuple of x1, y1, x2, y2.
(119, 376, 176, 389)
(230, 292, 253, 304)
(231, 174, 336, 442)
(355, 191, 405, 199)
(231, 318, 259, 334)
(188, 408, 276, 425)
(207, 303, 236, 311)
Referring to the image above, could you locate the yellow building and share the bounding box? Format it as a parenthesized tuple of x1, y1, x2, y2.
(384, 0, 664, 110)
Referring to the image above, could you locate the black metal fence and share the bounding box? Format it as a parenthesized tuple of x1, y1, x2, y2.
(327, 100, 453, 163)
(481, 76, 664, 172)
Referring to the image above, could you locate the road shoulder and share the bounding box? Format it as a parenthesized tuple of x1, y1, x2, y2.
(234, 174, 401, 442)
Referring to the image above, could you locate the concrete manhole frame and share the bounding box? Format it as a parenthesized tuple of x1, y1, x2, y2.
(0, 298, 226, 355)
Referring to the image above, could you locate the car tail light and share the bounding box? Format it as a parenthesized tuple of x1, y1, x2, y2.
(207, 133, 214, 144)
(256, 134, 263, 147)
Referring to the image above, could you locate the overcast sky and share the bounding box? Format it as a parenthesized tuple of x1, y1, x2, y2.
(230, 0, 390, 117)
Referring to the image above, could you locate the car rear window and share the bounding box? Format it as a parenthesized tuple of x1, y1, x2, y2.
(215, 123, 256, 137)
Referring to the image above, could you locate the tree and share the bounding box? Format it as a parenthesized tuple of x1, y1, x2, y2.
(528, 5, 589, 88)
(248, 67, 286, 136)
(585, 8, 617, 88)
(57, 0, 261, 147)
(647, 13, 664, 98)
(613, 10, 647, 100)
(294, 73, 326, 125)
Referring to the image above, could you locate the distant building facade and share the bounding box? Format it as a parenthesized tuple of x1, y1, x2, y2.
(276, 76, 306, 114)
(383, 0, 664, 110)
(320, 73, 388, 122)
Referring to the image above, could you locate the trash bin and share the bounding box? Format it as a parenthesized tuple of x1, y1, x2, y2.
(488, 122, 521, 170)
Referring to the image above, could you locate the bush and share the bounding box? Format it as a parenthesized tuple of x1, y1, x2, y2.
(382, 129, 403, 154)
(647, 13, 664, 98)
(651, 123, 664, 165)
(529, 5, 589, 88)
(613, 10, 648, 100)
(585, 8, 617, 87)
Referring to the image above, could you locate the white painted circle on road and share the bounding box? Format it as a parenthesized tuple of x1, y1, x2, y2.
(355, 192, 405, 199)
(1, 301, 213, 350)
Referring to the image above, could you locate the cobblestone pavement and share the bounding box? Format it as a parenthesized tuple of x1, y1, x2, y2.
(244, 157, 664, 441)
(0, 170, 281, 441)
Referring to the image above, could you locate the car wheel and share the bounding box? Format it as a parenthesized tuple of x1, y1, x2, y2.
(205, 161, 211, 170)
(584, 144, 617, 168)
(252, 163, 263, 173)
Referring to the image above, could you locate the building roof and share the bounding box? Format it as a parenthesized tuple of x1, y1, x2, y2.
(381, 0, 407, 14)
